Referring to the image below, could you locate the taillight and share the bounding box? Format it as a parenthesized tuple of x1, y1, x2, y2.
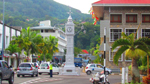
(38, 67, 40, 69)
(17, 67, 20, 70)
(47, 66, 49, 69)
(30, 67, 33, 70)
(86, 67, 88, 69)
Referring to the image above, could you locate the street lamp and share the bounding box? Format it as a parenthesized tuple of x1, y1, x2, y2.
(74, 24, 86, 36)
(1, 0, 5, 60)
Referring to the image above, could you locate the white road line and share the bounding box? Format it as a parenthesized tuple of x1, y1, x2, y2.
(20, 78, 63, 84)
(20, 78, 41, 84)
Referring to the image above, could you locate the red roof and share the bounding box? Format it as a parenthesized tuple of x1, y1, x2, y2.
(82, 50, 89, 54)
(93, 0, 150, 4)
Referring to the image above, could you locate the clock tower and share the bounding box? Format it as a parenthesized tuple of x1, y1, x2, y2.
(61, 8, 79, 75)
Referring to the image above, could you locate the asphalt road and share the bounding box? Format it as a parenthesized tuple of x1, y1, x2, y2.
(2, 72, 125, 84)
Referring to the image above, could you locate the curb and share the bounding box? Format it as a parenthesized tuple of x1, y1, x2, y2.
(111, 73, 122, 75)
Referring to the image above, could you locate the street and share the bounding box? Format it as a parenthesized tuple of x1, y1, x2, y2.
(2, 71, 125, 84)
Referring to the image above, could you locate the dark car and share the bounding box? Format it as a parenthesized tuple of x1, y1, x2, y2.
(0, 60, 14, 84)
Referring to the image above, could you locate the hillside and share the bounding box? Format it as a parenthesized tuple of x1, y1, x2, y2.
(0, 0, 91, 20)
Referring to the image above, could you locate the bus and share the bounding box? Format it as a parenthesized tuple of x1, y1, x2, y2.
(74, 58, 82, 68)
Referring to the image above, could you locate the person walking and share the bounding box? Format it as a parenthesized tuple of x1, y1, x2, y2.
(49, 62, 53, 78)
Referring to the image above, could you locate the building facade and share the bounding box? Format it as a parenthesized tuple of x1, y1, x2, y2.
(92, 0, 150, 69)
(30, 20, 67, 58)
(0, 22, 25, 69)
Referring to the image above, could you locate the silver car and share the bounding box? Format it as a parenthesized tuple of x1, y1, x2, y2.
(85, 64, 112, 75)
(17, 62, 38, 77)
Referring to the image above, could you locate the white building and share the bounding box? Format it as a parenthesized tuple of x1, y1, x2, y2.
(0, 22, 25, 69)
(30, 20, 67, 57)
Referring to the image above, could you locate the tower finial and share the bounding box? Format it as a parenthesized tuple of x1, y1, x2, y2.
(67, 6, 72, 16)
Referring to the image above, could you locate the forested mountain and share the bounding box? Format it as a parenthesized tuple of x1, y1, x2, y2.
(0, 0, 100, 50)
(0, 0, 91, 20)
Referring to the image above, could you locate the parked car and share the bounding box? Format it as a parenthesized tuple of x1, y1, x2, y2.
(38, 62, 59, 75)
(17, 62, 38, 77)
(33, 62, 39, 68)
(0, 60, 14, 84)
(85, 64, 112, 75)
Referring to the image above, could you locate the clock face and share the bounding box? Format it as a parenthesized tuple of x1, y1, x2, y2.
(67, 27, 72, 32)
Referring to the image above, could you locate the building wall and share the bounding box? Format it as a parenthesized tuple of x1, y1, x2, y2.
(100, 7, 150, 69)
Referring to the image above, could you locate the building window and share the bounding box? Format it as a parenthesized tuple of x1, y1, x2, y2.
(126, 14, 137, 23)
(142, 29, 150, 38)
(41, 29, 43, 33)
(45, 30, 48, 33)
(110, 29, 122, 42)
(110, 14, 122, 23)
(109, 48, 123, 61)
(6, 36, 8, 44)
(126, 29, 137, 38)
(142, 14, 150, 23)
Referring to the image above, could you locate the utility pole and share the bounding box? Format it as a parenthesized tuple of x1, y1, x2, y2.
(2, 0, 5, 60)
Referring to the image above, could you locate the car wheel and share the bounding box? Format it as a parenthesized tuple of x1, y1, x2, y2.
(93, 80, 98, 84)
(17, 75, 20, 77)
(36, 73, 38, 77)
(86, 70, 91, 75)
(57, 72, 59, 75)
(31, 73, 34, 77)
(8, 74, 14, 84)
(39, 73, 42, 75)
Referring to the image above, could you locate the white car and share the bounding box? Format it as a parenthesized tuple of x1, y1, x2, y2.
(38, 62, 59, 75)
(85, 64, 112, 75)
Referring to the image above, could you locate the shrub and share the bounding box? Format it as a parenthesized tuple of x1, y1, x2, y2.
(138, 65, 146, 71)
(128, 65, 131, 70)
(142, 75, 150, 84)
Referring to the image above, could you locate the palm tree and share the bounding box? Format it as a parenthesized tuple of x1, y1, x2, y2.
(112, 32, 150, 83)
(11, 35, 24, 66)
(21, 27, 42, 62)
(5, 44, 21, 55)
(38, 35, 59, 61)
(48, 35, 59, 59)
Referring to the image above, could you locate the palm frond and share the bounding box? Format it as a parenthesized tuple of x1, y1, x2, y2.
(125, 48, 147, 58)
(112, 39, 130, 50)
(113, 45, 129, 65)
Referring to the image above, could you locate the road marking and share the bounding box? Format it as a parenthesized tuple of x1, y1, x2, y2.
(20, 78, 62, 84)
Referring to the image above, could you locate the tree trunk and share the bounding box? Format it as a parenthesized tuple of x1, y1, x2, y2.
(132, 58, 140, 83)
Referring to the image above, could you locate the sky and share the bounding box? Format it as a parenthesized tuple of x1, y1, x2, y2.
(54, 0, 99, 14)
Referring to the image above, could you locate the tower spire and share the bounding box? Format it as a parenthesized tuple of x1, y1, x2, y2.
(67, 6, 72, 16)
(67, 6, 73, 21)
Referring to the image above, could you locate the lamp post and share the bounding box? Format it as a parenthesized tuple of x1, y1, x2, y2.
(1, 0, 5, 60)
(74, 24, 86, 36)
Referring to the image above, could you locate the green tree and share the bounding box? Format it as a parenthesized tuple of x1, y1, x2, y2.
(38, 35, 59, 61)
(21, 27, 42, 62)
(112, 32, 150, 83)
(74, 47, 81, 57)
(10, 35, 24, 66)
(5, 44, 21, 55)
(93, 44, 103, 64)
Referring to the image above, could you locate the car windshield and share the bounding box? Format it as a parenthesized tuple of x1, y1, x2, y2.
(74, 59, 82, 63)
(41, 63, 48, 67)
(19, 64, 31, 67)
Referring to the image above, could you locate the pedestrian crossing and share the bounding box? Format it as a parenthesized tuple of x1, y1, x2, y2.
(20, 77, 62, 84)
